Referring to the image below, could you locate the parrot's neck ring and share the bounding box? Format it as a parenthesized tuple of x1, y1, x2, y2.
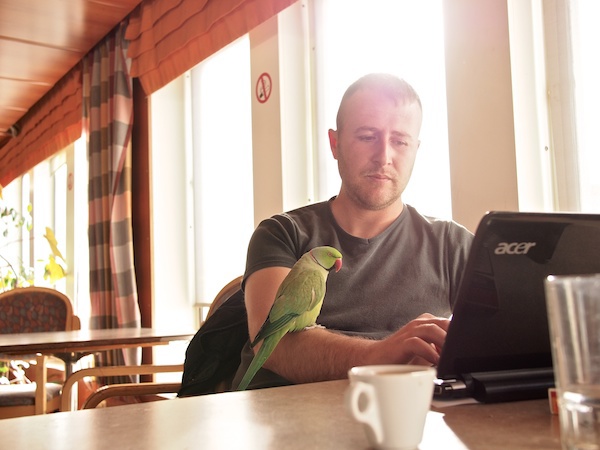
(309, 250, 328, 270)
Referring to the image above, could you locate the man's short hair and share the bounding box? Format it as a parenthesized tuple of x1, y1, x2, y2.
(336, 73, 422, 130)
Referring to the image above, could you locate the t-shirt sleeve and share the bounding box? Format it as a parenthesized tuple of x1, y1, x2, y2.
(243, 215, 302, 287)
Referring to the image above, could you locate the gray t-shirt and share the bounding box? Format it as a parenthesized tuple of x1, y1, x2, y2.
(233, 200, 473, 389)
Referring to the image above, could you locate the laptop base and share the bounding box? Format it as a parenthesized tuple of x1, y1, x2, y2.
(435, 367, 555, 403)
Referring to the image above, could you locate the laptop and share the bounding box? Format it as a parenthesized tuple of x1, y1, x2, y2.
(434, 211, 600, 403)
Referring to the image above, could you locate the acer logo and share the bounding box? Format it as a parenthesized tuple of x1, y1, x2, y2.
(494, 242, 537, 255)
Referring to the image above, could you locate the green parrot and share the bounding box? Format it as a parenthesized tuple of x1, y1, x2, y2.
(236, 245, 343, 391)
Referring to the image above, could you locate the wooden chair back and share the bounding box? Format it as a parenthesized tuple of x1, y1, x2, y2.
(0, 286, 81, 333)
(0, 287, 80, 419)
(206, 276, 243, 320)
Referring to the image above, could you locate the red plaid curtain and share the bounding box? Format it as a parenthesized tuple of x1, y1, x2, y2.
(84, 22, 140, 368)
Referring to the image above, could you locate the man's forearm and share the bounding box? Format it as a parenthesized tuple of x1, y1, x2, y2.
(258, 313, 450, 383)
(262, 327, 376, 384)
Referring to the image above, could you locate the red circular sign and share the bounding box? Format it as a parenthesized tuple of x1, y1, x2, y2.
(256, 72, 272, 104)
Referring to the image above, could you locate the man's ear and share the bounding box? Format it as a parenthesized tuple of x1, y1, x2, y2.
(328, 129, 339, 160)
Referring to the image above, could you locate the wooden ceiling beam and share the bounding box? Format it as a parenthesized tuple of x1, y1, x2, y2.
(0, 0, 143, 135)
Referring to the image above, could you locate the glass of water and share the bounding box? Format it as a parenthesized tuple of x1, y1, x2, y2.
(545, 274, 600, 450)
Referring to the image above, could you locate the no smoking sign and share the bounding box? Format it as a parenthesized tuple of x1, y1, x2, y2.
(256, 72, 272, 104)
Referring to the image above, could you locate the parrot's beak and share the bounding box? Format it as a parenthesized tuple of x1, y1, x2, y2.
(334, 258, 342, 273)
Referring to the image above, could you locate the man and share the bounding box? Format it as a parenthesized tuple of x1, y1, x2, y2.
(232, 73, 473, 390)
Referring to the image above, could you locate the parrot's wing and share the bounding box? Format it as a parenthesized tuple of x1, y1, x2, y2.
(251, 310, 298, 346)
(251, 269, 327, 347)
(270, 268, 326, 320)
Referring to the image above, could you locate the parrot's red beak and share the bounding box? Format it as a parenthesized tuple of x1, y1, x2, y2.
(334, 258, 342, 273)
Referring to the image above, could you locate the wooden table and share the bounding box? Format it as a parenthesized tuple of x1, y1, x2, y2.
(0, 328, 194, 410)
(0, 328, 194, 374)
(0, 379, 561, 449)
(0, 328, 194, 364)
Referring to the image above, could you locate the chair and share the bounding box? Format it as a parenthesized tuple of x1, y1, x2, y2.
(60, 364, 184, 410)
(0, 286, 80, 419)
(206, 276, 243, 320)
(63, 276, 243, 409)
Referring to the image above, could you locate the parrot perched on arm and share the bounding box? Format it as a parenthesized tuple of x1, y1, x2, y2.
(236, 246, 343, 391)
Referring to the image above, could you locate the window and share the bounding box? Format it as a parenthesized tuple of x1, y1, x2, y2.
(150, 36, 254, 332)
(0, 139, 89, 322)
(70, 137, 91, 323)
(1, 178, 27, 289)
(542, 0, 600, 212)
(149, 36, 254, 374)
(312, 0, 452, 218)
(189, 37, 254, 309)
(570, 1, 600, 211)
(51, 154, 67, 294)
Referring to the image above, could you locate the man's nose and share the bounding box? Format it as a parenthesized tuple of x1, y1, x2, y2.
(372, 139, 393, 165)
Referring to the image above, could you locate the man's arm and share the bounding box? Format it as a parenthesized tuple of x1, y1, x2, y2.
(245, 267, 450, 384)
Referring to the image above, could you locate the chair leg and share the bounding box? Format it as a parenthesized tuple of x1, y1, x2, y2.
(34, 354, 48, 415)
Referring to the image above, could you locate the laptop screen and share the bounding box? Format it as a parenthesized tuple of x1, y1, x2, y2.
(437, 211, 600, 380)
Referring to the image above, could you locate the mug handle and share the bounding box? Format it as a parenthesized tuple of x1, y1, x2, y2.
(345, 381, 383, 445)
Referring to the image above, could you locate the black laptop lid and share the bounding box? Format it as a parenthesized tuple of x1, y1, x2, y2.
(437, 211, 600, 380)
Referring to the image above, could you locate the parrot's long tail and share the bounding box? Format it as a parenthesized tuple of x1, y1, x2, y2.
(236, 331, 285, 391)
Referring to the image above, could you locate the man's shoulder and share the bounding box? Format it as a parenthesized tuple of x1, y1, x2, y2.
(251, 199, 335, 250)
(246, 200, 337, 275)
(281, 200, 331, 219)
(406, 204, 464, 227)
(404, 204, 473, 240)
(263, 200, 332, 228)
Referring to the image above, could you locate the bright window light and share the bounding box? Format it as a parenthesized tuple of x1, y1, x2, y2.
(572, 1, 600, 212)
(313, 0, 452, 218)
(191, 36, 255, 306)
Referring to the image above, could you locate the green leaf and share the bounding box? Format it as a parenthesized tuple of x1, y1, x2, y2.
(43, 227, 66, 262)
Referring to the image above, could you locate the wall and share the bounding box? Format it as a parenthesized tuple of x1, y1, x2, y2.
(249, 1, 323, 226)
(249, 17, 285, 225)
(444, 0, 520, 232)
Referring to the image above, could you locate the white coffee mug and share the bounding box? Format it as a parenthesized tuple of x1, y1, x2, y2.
(346, 365, 435, 450)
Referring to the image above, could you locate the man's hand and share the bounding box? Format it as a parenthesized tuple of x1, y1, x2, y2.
(369, 313, 450, 366)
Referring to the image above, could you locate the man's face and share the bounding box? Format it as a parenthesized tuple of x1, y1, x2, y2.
(329, 88, 422, 211)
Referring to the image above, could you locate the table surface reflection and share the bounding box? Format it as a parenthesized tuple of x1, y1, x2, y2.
(0, 379, 561, 449)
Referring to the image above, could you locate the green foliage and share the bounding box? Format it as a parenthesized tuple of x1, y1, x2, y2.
(0, 186, 66, 292)
(0, 361, 9, 385)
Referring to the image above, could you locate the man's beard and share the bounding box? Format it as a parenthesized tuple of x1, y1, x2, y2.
(346, 182, 402, 210)
(340, 165, 404, 211)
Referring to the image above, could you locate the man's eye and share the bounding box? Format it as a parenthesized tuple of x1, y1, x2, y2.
(358, 135, 376, 142)
(392, 139, 408, 146)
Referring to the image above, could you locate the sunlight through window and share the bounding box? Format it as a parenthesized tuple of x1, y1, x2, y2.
(313, 0, 452, 218)
(572, 1, 600, 211)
